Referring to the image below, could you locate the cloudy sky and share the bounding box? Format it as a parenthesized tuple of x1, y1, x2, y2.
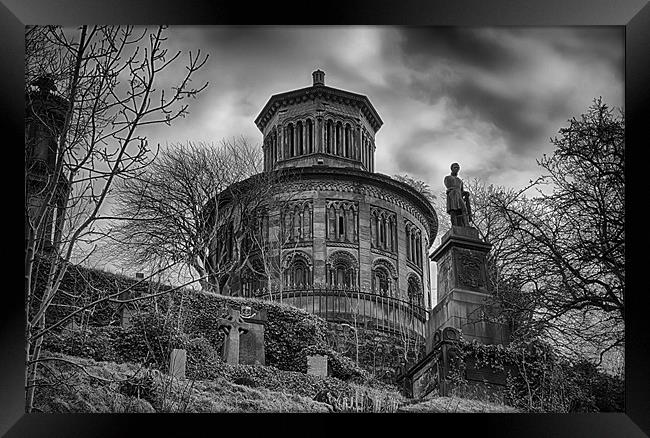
(141, 25, 623, 193)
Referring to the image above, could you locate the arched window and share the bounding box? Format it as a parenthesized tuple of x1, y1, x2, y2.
(327, 251, 357, 289)
(326, 120, 333, 153)
(374, 267, 390, 296)
(302, 203, 312, 240)
(408, 276, 423, 306)
(297, 121, 304, 155)
(306, 119, 313, 153)
(336, 122, 342, 155)
(294, 205, 302, 239)
(344, 124, 351, 158)
(287, 124, 295, 157)
(285, 258, 311, 289)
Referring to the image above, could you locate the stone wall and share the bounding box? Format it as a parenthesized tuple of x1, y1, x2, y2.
(256, 173, 432, 305)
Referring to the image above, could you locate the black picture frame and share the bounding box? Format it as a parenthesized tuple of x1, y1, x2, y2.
(5, 0, 649, 436)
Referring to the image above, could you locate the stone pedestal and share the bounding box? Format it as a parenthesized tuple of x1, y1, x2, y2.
(427, 226, 509, 352)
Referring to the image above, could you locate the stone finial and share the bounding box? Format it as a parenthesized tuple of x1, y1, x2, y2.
(312, 69, 325, 86)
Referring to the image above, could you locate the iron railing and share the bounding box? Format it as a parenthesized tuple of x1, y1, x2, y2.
(246, 285, 429, 338)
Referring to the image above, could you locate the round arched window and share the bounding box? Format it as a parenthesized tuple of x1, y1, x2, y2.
(408, 276, 423, 306)
(285, 259, 310, 288)
(374, 267, 390, 296)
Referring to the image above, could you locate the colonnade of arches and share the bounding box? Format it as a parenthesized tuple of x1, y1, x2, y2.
(282, 201, 313, 242)
(326, 201, 358, 243)
(263, 117, 375, 171)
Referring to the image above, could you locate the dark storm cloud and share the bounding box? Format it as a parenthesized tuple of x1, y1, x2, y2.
(517, 27, 624, 82)
(442, 77, 569, 154)
(399, 27, 522, 73)
(392, 27, 623, 159)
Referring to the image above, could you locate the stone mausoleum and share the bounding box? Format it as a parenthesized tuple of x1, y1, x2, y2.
(212, 70, 439, 340)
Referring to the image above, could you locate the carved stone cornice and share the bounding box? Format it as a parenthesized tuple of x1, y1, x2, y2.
(255, 84, 383, 133)
(370, 247, 397, 260)
(326, 240, 359, 249)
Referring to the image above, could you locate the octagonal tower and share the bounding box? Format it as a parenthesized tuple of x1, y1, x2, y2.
(255, 70, 382, 173)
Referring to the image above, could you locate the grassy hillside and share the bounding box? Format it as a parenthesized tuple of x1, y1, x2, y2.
(34, 351, 407, 413)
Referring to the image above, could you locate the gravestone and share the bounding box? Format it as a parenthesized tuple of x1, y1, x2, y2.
(238, 306, 267, 366)
(307, 354, 328, 377)
(217, 308, 254, 364)
(169, 348, 187, 380)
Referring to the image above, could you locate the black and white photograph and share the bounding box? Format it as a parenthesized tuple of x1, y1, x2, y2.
(14, 4, 647, 432)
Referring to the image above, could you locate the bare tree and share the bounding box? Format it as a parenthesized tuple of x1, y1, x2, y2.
(489, 99, 624, 366)
(109, 138, 269, 293)
(24, 25, 208, 412)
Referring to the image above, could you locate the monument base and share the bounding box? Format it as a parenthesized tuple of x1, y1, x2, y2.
(426, 288, 510, 353)
(428, 226, 510, 353)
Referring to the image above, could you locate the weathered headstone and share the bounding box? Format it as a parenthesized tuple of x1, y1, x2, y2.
(307, 354, 328, 377)
(120, 306, 135, 329)
(217, 309, 254, 364)
(239, 306, 267, 366)
(169, 348, 187, 380)
(63, 317, 82, 333)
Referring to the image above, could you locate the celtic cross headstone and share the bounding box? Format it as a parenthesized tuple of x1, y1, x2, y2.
(216, 308, 254, 364)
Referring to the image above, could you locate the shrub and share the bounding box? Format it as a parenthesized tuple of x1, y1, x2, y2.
(42, 326, 121, 363)
(186, 336, 222, 380)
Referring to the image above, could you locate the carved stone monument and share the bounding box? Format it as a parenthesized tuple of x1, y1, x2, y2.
(217, 308, 254, 365)
(397, 166, 511, 400)
(238, 305, 267, 366)
(401, 327, 462, 398)
(428, 165, 510, 350)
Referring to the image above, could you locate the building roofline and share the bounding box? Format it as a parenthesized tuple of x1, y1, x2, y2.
(254, 84, 384, 133)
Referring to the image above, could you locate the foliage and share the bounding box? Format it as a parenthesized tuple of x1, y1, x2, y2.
(326, 326, 425, 384)
(448, 338, 623, 413)
(392, 173, 436, 205)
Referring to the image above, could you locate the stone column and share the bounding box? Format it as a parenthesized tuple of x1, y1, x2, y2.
(312, 197, 327, 285)
(357, 202, 372, 290)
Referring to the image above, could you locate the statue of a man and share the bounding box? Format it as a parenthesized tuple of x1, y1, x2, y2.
(444, 162, 471, 227)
